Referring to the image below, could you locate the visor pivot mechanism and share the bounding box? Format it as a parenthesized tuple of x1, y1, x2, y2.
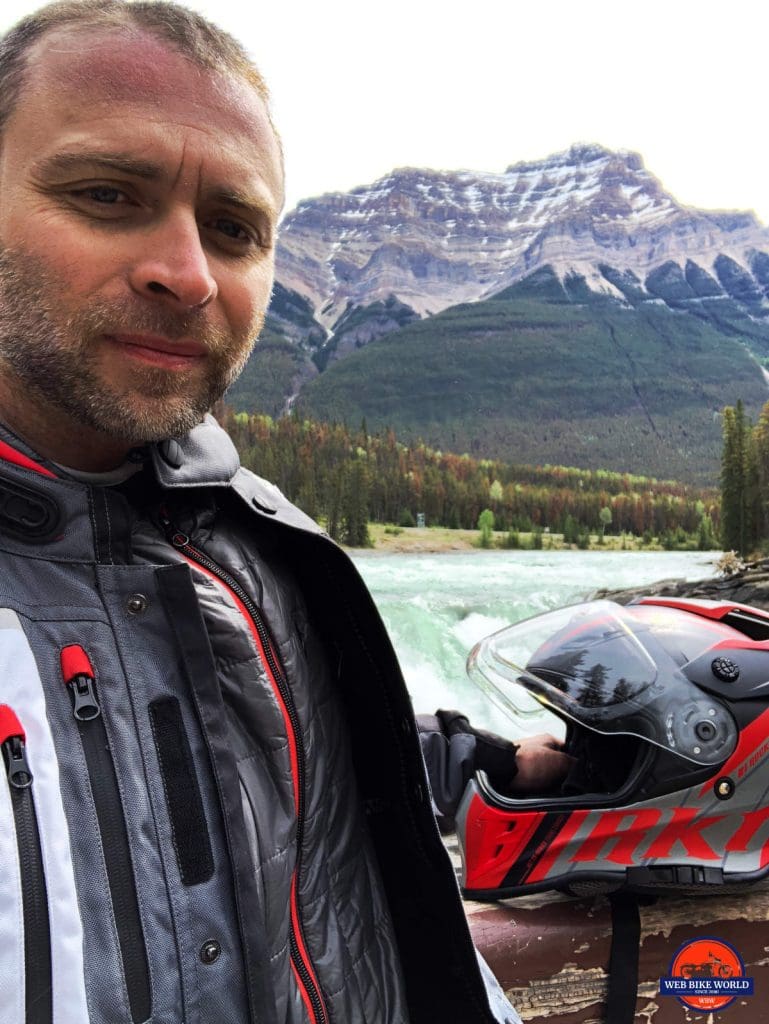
(695, 720, 717, 743)
(668, 699, 737, 764)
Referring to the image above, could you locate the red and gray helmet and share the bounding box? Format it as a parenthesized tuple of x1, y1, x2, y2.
(458, 597, 769, 898)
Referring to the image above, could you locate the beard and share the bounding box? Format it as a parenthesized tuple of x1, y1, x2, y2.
(0, 245, 262, 445)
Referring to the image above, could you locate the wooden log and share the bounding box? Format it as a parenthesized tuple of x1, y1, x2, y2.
(444, 834, 769, 1021)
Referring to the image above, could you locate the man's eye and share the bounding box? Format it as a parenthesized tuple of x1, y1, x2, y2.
(73, 186, 129, 205)
(210, 217, 255, 244)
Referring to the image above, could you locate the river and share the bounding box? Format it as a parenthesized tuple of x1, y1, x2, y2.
(350, 549, 718, 735)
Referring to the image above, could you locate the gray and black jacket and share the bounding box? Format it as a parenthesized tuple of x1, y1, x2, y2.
(0, 416, 519, 1024)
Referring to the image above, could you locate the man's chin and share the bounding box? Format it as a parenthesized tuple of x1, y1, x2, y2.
(76, 393, 212, 446)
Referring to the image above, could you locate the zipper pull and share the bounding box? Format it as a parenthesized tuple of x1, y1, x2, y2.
(61, 645, 101, 721)
(0, 705, 33, 788)
(5, 736, 33, 789)
(158, 509, 189, 549)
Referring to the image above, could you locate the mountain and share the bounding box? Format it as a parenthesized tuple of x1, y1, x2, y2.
(226, 144, 769, 480)
(272, 143, 769, 323)
(290, 268, 769, 485)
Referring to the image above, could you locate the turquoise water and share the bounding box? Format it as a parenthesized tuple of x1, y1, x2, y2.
(350, 549, 718, 734)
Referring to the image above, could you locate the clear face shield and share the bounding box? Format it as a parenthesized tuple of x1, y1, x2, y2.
(467, 601, 738, 766)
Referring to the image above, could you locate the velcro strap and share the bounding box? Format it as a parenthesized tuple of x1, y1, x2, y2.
(606, 892, 641, 1023)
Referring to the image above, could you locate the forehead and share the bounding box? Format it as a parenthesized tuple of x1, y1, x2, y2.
(12, 27, 283, 203)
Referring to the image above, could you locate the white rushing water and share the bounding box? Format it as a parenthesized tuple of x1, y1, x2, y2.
(350, 549, 719, 735)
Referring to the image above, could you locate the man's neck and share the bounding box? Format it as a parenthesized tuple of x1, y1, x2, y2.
(0, 374, 132, 471)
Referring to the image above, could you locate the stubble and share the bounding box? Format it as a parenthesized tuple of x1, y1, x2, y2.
(0, 245, 261, 444)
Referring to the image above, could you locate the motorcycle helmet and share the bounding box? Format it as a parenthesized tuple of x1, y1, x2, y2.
(458, 596, 769, 898)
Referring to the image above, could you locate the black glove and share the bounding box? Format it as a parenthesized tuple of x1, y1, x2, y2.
(435, 709, 519, 784)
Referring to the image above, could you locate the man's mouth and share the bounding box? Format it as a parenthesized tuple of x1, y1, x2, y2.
(104, 333, 207, 369)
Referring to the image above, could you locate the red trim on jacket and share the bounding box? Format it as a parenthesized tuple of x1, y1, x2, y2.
(0, 439, 57, 479)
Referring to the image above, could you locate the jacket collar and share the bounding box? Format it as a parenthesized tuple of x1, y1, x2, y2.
(148, 415, 240, 488)
(0, 414, 326, 551)
(0, 414, 240, 490)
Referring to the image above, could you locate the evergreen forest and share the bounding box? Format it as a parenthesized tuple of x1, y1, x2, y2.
(219, 407, 719, 549)
(719, 398, 769, 556)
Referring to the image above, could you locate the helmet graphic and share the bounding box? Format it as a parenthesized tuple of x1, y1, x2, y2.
(458, 597, 769, 898)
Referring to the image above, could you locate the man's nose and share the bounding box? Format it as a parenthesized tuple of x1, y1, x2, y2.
(128, 211, 218, 309)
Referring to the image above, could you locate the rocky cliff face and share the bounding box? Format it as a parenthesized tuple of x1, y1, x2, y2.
(274, 144, 769, 338)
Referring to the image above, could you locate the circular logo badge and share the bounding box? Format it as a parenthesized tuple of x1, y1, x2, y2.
(667, 937, 746, 1011)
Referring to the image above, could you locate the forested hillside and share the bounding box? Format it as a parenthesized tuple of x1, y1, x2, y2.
(220, 408, 718, 547)
(290, 270, 768, 484)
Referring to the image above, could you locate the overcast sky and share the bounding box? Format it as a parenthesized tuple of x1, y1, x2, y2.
(2, 0, 767, 223)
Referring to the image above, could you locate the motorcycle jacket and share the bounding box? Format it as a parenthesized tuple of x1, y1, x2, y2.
(0, 416, 519, 1024)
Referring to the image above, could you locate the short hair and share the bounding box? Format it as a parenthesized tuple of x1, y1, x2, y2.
(0, 0, 272, 134)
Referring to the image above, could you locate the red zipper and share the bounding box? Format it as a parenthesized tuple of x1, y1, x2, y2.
(1, 704, 53, 1024)
(161, 518, 329, 1024)
(59, 648, 152, 1023)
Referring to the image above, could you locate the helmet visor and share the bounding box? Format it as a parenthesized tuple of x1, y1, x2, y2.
(467, 600, 738, 765)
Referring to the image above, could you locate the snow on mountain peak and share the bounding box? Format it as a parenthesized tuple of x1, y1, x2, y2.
(276, 145, 769, 325)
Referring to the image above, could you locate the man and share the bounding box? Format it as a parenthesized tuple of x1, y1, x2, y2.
(0, 3, 551, 1022)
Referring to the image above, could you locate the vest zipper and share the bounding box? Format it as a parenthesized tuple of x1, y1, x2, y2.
(160, 516, 330, 1024)
(60, 647, 152, 1024)
(0, 704, 53, 1024)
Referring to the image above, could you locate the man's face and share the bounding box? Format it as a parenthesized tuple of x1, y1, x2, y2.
(0, 27, 284, 448)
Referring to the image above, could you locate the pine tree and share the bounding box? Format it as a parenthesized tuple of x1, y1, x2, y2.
(744, 427, 761, 552)
(326, 465, 345, 542)
(341, 460, 372, 548)
(752, 399, 769, 542)
(720, 402, 749, 554)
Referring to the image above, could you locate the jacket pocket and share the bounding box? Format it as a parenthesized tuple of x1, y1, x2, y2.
(61, 646, 152, 1024)
(1, 703, 53, 1024)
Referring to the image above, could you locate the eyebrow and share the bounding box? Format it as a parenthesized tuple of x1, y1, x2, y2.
(33, 151, 164, 181)
(211, 187, 268, 216)
(34, 150, 279, 224)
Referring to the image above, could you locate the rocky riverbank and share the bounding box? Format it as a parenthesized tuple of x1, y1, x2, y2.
(596, 557, 769, 610)
(361, 524, 704, 554)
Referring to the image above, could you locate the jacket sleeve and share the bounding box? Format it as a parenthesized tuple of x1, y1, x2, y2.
(416, 713, 477, 830)
(417, 713, 523, 1023)
(417, 709, 521, 830)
